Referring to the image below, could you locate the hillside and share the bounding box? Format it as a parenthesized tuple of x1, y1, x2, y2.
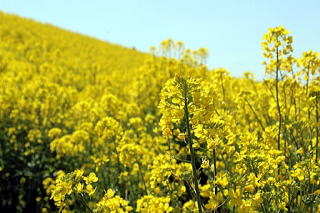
(1, 11, 320, 213)
(0, 11, 147, 92)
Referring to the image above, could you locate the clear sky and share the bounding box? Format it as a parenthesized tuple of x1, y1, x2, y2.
(1, 0, 319, 79)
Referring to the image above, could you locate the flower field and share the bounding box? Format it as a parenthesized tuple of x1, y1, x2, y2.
(0, 11, 320, 213)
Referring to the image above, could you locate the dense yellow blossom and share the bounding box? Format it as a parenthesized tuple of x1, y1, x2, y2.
(136, 195, 173, 213)
(1, 11, 320, 213)
(94, 189, 133, 213)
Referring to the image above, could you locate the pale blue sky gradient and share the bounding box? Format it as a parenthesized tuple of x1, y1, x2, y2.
(1, 0, 319, 79)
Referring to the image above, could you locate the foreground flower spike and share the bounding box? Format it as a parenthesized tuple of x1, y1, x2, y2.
(49, 170, 98, 212)
(159, 76, 204, 212)
(262, 26, 294, 153)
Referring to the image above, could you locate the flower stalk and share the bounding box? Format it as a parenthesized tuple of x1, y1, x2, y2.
(181, 78, 203, 213)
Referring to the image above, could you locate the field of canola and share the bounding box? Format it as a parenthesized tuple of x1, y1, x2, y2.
(0, 11, 320, 213)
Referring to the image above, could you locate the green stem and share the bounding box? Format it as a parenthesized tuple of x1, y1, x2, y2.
(213, 148, 217, 196)
(305, 64, 310, 96)
(245, 98, 265, 131)
(275, 46, 282, 152)
(316, 95, 319, 164)
(79, 193, 94, 213)
(137, 162, 147, 193)
(182, 79, 203, 213)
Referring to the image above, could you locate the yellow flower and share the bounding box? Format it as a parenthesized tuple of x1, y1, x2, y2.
(75, 183, 83, 193)
(201, 158, 209, 169)
(314, 189, 320, 195)
(20, 177, 26, 184)
(215, 173, 229, 187)
(106, 189, 115, 198)
(85, 184, 96, 196)
(74, 169, 84, 180)
(244, 184, 255, 193)
(84, 172, 98, 184)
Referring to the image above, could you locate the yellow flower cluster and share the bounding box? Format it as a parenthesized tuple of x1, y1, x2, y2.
(49, 170, 98, 211)
(1, 11, 320, 212)
(94, 189, 133, 213)
(136, 195, 173, 213)
(262, 25, 293, 74)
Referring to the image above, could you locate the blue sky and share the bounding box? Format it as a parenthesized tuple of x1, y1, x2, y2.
(1, 0, 319, 79)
